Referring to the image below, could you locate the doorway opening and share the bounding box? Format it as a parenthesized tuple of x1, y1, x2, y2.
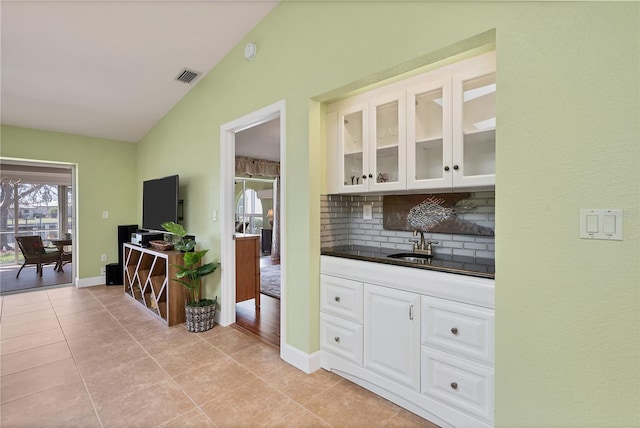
(0, 159, 76, 294)
(234, 177, 280, 346)
(219, 101, 286, 350)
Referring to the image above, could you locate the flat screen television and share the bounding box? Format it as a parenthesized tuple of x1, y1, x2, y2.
(142, 174, 179, 232)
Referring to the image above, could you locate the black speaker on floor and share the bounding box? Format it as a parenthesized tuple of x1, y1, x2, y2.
(105, 263, 121, 285)
(108, 224, 138, 286)
(118, 224, 138, 265)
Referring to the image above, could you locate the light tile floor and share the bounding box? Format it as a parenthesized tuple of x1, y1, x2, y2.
(0, 285, 439, 427)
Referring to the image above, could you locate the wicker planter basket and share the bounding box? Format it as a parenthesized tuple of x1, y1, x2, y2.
(185, 303, 215, 332)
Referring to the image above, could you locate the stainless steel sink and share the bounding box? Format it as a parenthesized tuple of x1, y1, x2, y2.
(387, 253, 433, 264)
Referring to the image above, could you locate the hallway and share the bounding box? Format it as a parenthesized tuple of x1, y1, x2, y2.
(235, 255, 280, 348)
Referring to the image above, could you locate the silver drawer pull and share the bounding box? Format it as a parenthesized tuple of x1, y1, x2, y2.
(451, 382, 458, 390)
(334, 296, 341, 302)
(451, 327, 458, 335)
(334, 336, 340, 343)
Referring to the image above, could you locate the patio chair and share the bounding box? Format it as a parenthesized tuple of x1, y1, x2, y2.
(15, 236, 60, 278)
(58, 248, 72, 272)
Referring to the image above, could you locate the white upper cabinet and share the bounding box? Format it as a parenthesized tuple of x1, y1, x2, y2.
(337, 102, 368, 193)
(368, 92, 407, 192)
(327, 51, 496, 194)
(406, 76, 453, 190)
(452, 55, 496, 189)
(334, 93, 406, 193)
(408, 52, 495, 191)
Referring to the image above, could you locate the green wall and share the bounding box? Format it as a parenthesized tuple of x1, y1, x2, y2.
(1, 1, 638, 425)
(0, 126, 138, 279)
(137, 2, 639, 425)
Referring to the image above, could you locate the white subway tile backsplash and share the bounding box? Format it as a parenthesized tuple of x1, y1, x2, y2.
(434, 247, 452, 256)
(463, 242, 487, 250)
(442, 241, 464, 249)
(452, 249, 475, 257)
(451, 235, 476, 242)
(475, 251, 495, 259)
(320, 192, 495, 259)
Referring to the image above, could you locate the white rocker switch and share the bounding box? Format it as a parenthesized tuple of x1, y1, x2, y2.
(603, 215, 616, 234)
(586, 215, 599, 233)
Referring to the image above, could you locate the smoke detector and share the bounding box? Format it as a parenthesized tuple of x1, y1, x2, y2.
(244, 43, 257, 61)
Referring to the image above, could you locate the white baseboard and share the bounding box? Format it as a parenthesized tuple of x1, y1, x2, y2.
(281, 343, 322, 374)
(76, 275, 104, 288)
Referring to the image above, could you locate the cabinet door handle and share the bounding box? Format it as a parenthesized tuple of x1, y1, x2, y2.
(451, 327, 458, 335)
(444, 166, 450, 172)
(334, 336, 340, 343)
(362, 175, 367, 180)
(451, 382, 458, 390)
(409, 305, 414, 320)
(334, 296, 341, 303)
(453, 164, 459, 170)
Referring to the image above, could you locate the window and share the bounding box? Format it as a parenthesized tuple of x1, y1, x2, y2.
(236, 189, 263, 234)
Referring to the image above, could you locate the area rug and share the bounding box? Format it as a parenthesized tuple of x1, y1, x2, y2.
(260, 264, 280, 299)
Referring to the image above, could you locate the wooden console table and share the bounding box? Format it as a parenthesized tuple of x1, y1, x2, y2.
(123, 243, 190, 326)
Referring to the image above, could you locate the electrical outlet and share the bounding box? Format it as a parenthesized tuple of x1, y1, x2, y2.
(100, 267, 106, 275)
(101, 254, 107, 262)
(102, 211, 109, 219)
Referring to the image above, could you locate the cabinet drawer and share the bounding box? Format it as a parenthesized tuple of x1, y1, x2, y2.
(320, 313, 363, 366)
(421, 347, 494, 423)
(320, 275, 363, 323)
(421, 296, 494, 364)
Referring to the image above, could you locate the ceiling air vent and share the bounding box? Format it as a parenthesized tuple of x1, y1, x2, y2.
(175, 68, 201, 84)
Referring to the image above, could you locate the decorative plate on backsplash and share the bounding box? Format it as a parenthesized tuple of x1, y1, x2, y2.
(383, 193, 494, 236)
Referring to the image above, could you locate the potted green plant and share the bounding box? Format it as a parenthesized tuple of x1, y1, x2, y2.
(161, 221, 219, 332)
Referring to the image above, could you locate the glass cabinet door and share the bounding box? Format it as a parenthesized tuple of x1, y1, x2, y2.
(406, 78, 452, 190)
(338, 104, 368, 192)
(453, 68, 496, 188)
(369, 93, 406, 191)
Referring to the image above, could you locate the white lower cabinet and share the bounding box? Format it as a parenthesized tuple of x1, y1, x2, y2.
(320, 313, 363, 366)
(364, 284, 420, 392)
(421, 347, 494, 423)
(320, 255, 495, 428)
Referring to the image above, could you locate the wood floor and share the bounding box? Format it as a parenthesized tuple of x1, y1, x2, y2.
(234, 255, 280, 348)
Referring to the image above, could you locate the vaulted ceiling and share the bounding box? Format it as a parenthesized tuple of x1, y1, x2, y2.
(0, 1, 279, 143)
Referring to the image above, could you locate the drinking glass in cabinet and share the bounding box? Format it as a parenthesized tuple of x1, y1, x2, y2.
(344, 155, 362, 186)
(461, 73, 496, 177)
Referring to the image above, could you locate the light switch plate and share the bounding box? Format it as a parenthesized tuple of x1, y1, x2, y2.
(580, 209, 623, 240)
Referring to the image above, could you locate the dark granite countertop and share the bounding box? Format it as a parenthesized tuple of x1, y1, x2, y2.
(321, 245, 495, 279)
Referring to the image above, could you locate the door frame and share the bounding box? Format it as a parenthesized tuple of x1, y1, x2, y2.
(219, 100, 286, 349)
(0, 157, 78, 287)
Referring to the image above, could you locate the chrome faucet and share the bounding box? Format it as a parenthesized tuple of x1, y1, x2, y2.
(410, 229, 438, 256)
